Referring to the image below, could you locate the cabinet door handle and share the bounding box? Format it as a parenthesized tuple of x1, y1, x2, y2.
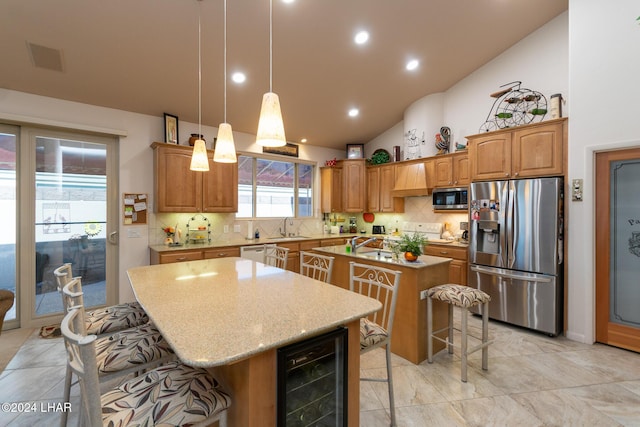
(177, 257, 187, 261)
(217, 253, 227, 257)
(439, 251, 449, 255)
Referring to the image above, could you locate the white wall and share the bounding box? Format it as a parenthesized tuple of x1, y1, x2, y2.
(566, 0, 640, 343)
(0, 89, 343, 303)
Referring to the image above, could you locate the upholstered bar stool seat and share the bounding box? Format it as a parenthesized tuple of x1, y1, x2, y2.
(426, 284, 492, 382)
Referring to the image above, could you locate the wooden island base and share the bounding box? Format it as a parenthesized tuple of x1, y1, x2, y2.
(313, 248, 452, 364)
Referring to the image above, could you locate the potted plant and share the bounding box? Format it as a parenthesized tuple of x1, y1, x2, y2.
(397, 232, 428, 262)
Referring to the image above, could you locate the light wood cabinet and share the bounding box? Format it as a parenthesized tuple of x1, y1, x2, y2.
(433, 152, 470, 187)
(366, 164, 404, 213)
(342, 159, 366, 212)
(320, 166, 343, 213)
(152, 142, 237, 213)
(321, 159, 366, 213)
(424, 244, 468, 285)
(203, 247, 240, 259)
(467, 118, 566, 181)
(154, 250, 204, 265)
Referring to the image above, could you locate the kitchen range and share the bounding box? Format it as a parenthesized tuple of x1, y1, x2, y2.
(468, 177, 564, 336)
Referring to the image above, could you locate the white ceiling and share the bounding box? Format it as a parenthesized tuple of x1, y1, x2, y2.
(0, 0, 567, 150)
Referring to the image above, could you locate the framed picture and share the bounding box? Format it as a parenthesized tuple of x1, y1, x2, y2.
(164, 113, 179, 144)
(346, 143, 364, 159)
(262, 142, 299, 158)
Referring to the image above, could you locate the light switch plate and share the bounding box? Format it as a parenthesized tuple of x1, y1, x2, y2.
(233, 224, 241, 232)
(127, 228, 141, 238)
(572, 178, 583, 202)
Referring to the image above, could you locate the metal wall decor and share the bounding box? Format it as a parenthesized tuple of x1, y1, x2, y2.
(479, 81, 547, 132)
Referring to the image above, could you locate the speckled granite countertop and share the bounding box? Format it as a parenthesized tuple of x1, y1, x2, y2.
(149, 234, 468, 252)
(311, 245, 453, 269)
(127, 257, 381, 367)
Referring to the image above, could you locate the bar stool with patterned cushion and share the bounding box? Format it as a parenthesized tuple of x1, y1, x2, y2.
(426, 284, 492, 382)
(54, 263, 149, 335)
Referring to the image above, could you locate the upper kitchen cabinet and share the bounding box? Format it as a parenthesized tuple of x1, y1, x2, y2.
(152, 142, 238, 213)
(467, 118, 566, 181)
(320, 166, 343, 213)
(367, 164, 404, 213)
(321, 159, 366, 213)
(433, 152, 470, 187)
(342, 159, 366, 212)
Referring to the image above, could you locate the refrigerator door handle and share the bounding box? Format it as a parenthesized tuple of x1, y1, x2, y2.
(470, 265, 553, 283)
(507, 186, 516, 267)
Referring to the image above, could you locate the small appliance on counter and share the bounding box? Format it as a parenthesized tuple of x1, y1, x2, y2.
(349, 217, 358, 233)
(372, 225, 386, 234)
(460, 221, 469, 242)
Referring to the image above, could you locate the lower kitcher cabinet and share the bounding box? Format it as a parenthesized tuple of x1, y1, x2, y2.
(424, 245, 468, 285)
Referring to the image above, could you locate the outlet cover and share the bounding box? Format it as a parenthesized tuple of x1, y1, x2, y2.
(234, 224, 241, 232)
(223, 225, 229, 233)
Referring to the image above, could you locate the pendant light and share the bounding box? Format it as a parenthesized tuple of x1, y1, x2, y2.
(213, 0, 237, 163)
(255, 0, 286, 147)
(190, 0, 210, 171)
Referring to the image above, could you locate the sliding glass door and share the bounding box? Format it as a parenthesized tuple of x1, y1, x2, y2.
(0, 125, 18, 330)
(1, 124, 119, 330)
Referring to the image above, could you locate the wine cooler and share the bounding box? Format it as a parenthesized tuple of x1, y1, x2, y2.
(277, 327, 348, 427)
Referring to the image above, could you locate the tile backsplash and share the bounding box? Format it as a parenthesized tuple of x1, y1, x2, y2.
(152, 196, 468, 245)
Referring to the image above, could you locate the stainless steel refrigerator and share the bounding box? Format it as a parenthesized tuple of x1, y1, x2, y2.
(468, 177, 564, 335)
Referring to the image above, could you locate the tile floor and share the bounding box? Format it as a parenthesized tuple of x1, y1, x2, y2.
(1, 309, 640, 426)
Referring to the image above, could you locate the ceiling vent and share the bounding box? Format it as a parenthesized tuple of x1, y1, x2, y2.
(27, 42, 64, 72)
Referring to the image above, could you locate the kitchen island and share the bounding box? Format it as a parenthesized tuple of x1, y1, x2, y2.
(127, 257, 381, 427)
(312, 245, 452, 364)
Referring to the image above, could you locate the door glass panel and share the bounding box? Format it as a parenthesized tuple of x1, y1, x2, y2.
(0, 129, 17, 326)
(35, 137, 107, 316)
(610, 158, 640, 327)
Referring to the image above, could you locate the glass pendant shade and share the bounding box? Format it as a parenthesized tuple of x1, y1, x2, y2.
(256, 92, 286, 147)
(213, 123, 237, 163)
(189, 139, 209, 171)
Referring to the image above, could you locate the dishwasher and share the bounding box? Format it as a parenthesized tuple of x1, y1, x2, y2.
(240, 244, 274, 263)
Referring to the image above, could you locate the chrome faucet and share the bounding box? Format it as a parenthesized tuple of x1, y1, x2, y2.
(351, 236, 377, 254)
(280, 217, 294, 237)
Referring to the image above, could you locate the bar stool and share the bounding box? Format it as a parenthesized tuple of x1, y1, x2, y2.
(426, 284, 492, 382)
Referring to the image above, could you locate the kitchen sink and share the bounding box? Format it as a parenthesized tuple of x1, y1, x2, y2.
(267, 235, 312, 240)
(358, 250, 394, 259)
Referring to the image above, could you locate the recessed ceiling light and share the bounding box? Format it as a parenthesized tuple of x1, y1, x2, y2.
(282, 0, 295, 3)
(300, 138, 307, 143)
(231, 72, 246, 83)
(354, 31, 369, 45)
(406, 59, 419, 71)
(348, 108, 359, 117)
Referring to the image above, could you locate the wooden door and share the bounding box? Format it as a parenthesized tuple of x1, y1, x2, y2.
(452, 152, 471, 186)
(342, 159, 366, 212)
(433, 156, 453, 187)
(468, 131, 512, 180)
(202, 154, 238, 213)
(595, 147, 640, 352)
(320, 167, 342, 213)
(512, 121, 564, 178)
(154, 144, 200, 212)
(366, 166, 380, 212)
(380, 164, 404, 213)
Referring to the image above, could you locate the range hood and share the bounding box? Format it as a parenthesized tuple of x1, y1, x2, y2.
(391, 161, 432, 197)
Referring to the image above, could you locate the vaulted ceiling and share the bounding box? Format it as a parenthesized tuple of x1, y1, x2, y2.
(0, 0, 567, 149)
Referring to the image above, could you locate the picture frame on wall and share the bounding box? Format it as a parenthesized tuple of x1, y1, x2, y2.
(164, 113, 179, 144)
(346, 143, 364, 159)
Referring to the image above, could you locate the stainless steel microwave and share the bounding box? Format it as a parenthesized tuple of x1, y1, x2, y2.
(432, 187, 468, 210)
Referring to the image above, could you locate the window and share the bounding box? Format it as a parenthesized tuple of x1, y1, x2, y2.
(237, 155, 314, 218)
